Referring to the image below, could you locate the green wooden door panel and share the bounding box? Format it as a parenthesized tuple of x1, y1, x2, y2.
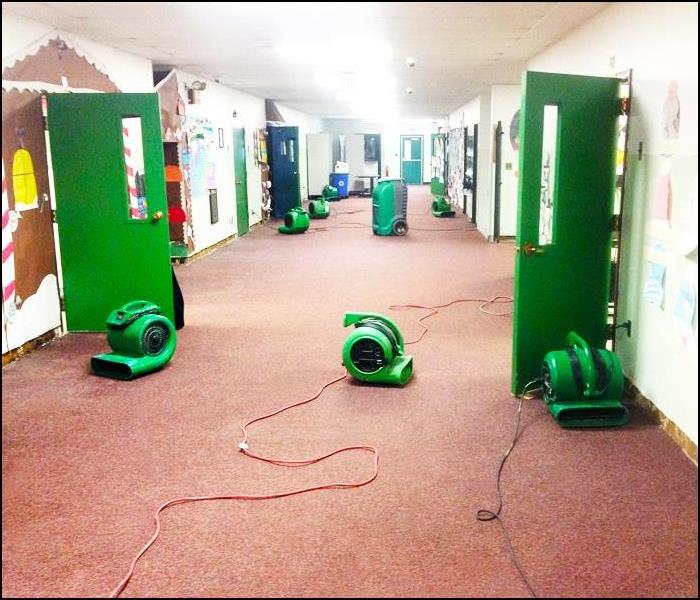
(401, 135, 423, 184)
(511, 71, 619, 393)
(48, 93, 173, 332)
(233, 128, 249, 236)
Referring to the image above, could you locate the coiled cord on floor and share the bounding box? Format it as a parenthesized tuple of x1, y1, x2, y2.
(109, 292, 520, 597)
(476, 378, 543, 598)
(388, 296, 513, 344)
(109, 372, 379, 598)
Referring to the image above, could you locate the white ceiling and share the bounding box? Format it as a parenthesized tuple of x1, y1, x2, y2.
(3, 2, 610, 118)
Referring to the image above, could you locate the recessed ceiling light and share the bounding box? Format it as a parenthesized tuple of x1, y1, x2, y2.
(405, 57, 416, 67)
(406, 87, 413, 95)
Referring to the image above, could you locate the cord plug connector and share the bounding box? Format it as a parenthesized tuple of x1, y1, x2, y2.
(238, 441, 249, 453)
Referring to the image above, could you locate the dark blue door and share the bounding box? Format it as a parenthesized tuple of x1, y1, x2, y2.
(268, 126, 301, 218)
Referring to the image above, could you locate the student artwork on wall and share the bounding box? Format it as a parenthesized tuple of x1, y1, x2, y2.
(643, 238, 669, 308)
(11, 145, 38, 211)
(3, 37, 119, 92)
(653, 168, 673, 226)
(673, 268, 697, 350)
(2, 36, 119, 354)
(509, 109, 520, 151)
(661, 80, 680, 140)
(677, 175, 698, 257)
(643, 261, 667, 308)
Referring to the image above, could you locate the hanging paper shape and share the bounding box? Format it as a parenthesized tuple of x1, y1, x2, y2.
(167, 206, 187, 223)
(2, 161, 17, 324)
(12, 148, 38, 211)
(164, 165, 183, 182)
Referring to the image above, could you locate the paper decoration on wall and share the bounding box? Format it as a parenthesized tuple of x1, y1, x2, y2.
(653, 169, 672, 225)
(661, 80, 680, 140)
(12, 146, 38, 211)
(2, 273, 61, 352)
(643, 261, 667, 307)
(673, 268, 697, 350)
(509, 109, 520, 151)
(677, 175, 698, 257)
(164, 165, 183, 182)
(2, 161, 17, 325)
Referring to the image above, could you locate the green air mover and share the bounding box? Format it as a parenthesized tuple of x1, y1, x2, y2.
(342, 312, 413, 386)
(322, 184, 340, 201)
(542, 331, 628, 428)
(431, 196, 455, 218)
(372, 178, 408, 236)
(278, 207, 310, 234)
(91, 300, 177, 380)
(308, 198, 330, 219)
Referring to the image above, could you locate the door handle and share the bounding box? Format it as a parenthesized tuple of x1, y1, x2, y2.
(515, 242, 544, 256)
(152, 210, 164, 222)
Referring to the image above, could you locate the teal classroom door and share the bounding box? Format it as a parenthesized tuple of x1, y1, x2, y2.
(511, 71, 620, 393)
(400, 135, 423, 184)
(48, 93, 174, 332)
(233, 128, 249, 236)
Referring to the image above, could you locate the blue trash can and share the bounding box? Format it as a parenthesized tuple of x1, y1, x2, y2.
(329, 173, 350, 198)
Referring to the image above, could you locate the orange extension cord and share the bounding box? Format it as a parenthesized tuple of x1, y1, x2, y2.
(109, 294, 512, 597)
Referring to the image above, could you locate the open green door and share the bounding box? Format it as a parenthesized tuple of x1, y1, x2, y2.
(48, 93, 173, 332)
(512, 72, 620, 393)
(233, 127, 249, 236)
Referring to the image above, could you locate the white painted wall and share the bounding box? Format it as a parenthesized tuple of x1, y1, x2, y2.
(490, 85, 521, 237)
(529, 1, 699, 444)
(448, 94, 493, 237)
(306, 133, 333, 197)
(174, 69, 266, 252)
(321, 117, 444, 183)
(2, 12, 153, 91)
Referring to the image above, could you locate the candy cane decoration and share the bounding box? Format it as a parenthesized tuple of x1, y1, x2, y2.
(2, 161, 17, 322)
(122, 123, 143, 219)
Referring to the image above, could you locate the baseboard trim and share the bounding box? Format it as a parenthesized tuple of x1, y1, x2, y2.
(625, 378, 697, 465)
(172, 234, 237, 265)
(2, 327, 61, 367)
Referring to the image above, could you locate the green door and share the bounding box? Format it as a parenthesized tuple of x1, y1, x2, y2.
(233, 127, 249, 236)
(400, 135, 423, 184)
(512, 71, 619, 393)
(48, 93, 173, 332)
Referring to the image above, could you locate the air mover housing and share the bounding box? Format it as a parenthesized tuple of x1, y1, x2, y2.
(372, 178, 408, 236)
(322, 185, 340, 201)
(542, 331, 628, 427)
(308, 198, 330, 219)
(278, 207, 310, 234)
(91, 300, 177, 380)
(431, 196, 455, 217)
(342, 312, 413, 386)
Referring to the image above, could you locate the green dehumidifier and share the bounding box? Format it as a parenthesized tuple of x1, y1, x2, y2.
(542, 331, 629, 428)
(372, 178, 408, 236)
(342, 312, 413, 386)
(91, 300, 177, 380)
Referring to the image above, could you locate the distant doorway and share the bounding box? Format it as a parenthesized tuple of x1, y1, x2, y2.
(400, 135, 423, 184)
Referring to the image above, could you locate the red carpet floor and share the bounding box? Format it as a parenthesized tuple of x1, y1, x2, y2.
(2, 187, 698, 598)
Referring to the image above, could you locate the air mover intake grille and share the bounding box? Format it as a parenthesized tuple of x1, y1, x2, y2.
(350, 338, 385, 373)
(142, 323, 169, 356)
(284, 213, 293, 228)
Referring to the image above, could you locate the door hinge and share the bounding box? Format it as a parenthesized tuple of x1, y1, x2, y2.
(618, 97, 630, 116)
(51, 209, 57, 223)
(609, 320, 632, 338)
(59, 296, 66, 312)
(612, 214, 622, 232)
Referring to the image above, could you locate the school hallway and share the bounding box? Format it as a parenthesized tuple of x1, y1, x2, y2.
(2, 187, 697, 598)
